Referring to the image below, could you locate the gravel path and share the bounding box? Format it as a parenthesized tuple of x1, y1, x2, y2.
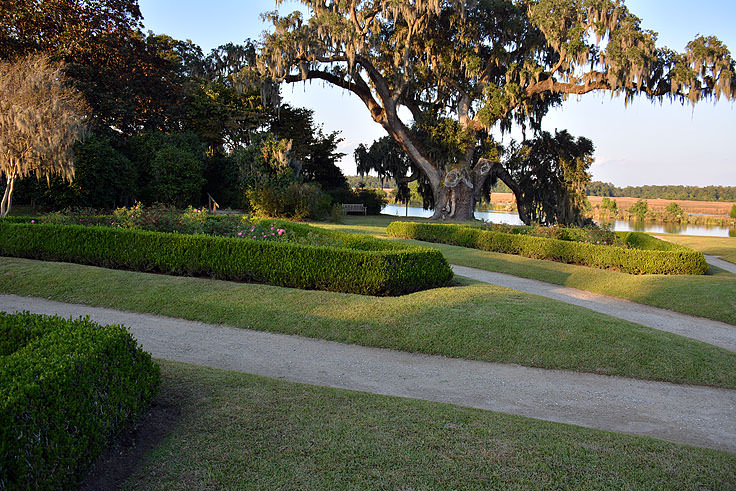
(451, 265, 736, 352)
(2, 293, 735, 453)
(704, 254, 736, 274)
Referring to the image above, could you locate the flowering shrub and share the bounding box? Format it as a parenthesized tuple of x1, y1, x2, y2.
(40, 204, 293, 243)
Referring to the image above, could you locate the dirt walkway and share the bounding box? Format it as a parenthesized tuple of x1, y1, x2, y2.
(451, 265, 736, 352)
(704, 254, 736, 274)
(2, 294, 734, 453)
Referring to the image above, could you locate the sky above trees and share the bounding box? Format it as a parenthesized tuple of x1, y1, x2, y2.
(137, 0, 735, 187)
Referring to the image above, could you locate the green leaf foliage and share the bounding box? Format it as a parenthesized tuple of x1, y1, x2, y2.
(0, 221, 452, 295)
(387, 222, 708, 275)
(0, 312, 160, 489)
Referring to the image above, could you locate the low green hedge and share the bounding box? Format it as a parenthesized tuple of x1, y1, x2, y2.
(0, 221, 452, 295)
(0, 312, 160, 489)
(386, 222, 708, 275)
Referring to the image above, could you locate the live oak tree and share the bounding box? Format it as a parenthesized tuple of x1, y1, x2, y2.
(260, 0, 736, 222)
(0, 55, 88, 216)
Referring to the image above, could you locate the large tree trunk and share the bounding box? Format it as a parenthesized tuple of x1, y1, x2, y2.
(427, 159, 533, 225)
(430, 170, 476, 221)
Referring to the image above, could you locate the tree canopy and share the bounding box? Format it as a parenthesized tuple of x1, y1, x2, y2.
(260, 0, 735, 222)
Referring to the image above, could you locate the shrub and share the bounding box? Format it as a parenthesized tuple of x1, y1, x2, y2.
(353, 188, 388, 214)
(0, 221, 453, 295)
(0, 312, 159, 489)
(730, 204, 736, 219)
(387, 222, 708, 275)
(130, 132, 207, 208)
(664, 202, 686, 222)
(247, 181, 333, 220)
(600, 197, 618, 212)
(629, 199, 649, 220)
(481, 222, 622, 247)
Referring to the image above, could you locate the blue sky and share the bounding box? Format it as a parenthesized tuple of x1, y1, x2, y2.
(138, 0, 735, 186)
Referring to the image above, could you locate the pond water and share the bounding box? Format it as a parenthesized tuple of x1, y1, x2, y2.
(381, 205, 736, 237)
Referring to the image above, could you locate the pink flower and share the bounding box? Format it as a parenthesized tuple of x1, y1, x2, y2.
(237, 232, 243, 237)
(277, 229, 284, 236)
(251, 226, 255, 232)
(31, 220, 35, 223)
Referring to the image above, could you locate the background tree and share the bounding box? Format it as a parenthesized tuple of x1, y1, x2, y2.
(268, 105, 348, 191)
(355, 137, 417, 205)
(664, 202, 686, 222)
(505, 130, 594, 225)
(260, 0, 735, 222)
(0, 55, 87, 216)
(629, 199, 649, 220)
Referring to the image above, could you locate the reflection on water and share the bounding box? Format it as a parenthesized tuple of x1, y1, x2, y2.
(381, 205, 734, 238)
(381, 205, 524, 225)
(599, 220, 734, 238)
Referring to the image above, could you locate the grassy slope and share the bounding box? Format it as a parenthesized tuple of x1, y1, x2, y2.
(654, 234, 736, 264)
(2, 257, 736, 388)
(311, 216, 736, 326)
(119, 360, 736, 489)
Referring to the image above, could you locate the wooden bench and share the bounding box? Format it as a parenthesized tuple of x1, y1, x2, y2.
(341, 203, 367, 215)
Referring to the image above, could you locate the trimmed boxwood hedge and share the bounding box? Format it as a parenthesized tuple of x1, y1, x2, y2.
(0, 311, 160, 489)
(386, 221, 708, 275)
(0, 221, 452, 295)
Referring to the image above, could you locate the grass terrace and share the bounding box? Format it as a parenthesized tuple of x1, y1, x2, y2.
(92, 360, 736, 489)
(309, 216, 736, 325)
(2, 257, 736, 388)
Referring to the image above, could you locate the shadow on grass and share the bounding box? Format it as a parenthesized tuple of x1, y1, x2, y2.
(79, 390, 183, 490)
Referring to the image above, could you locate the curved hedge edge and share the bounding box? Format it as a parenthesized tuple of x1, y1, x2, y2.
(0, 311, 160, 489)
(0, 222, 453, 296)
(387, 221, 708, 275)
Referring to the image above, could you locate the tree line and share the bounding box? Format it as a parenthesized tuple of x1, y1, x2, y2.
(0, 0, 358, 218)
(2, 1, 734, 224)
(587, 182, 736, 202)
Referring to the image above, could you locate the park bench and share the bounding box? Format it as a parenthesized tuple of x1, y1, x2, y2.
(342, 203, 367, 215)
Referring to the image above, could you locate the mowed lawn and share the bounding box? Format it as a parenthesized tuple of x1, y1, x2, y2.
(310, 216, 736, 326)
(96, 360, 736, 490)
(654, 234, 736, 264)
(2, 257, 736, 388)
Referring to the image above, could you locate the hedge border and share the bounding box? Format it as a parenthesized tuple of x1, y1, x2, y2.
(386, 222, 708, 275)
(0, 311, 160, 489)
(0, 221, 453, 295)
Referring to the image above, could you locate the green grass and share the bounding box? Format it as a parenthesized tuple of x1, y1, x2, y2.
(654, 234, 736, 264)
(116, 360, 736, 489)
(3, 257, 736, 388)
(310, 216, 736, 326)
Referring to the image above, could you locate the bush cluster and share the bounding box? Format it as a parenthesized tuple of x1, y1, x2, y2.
(0, 221, 453, 295)
(0, 312, 160, 489)
(387, 222, 708, 275)
(480, 222, 622, 247)
(247, 181, 336, 220)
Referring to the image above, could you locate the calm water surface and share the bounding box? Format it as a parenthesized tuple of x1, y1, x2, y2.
(381, 205, 735, 237)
